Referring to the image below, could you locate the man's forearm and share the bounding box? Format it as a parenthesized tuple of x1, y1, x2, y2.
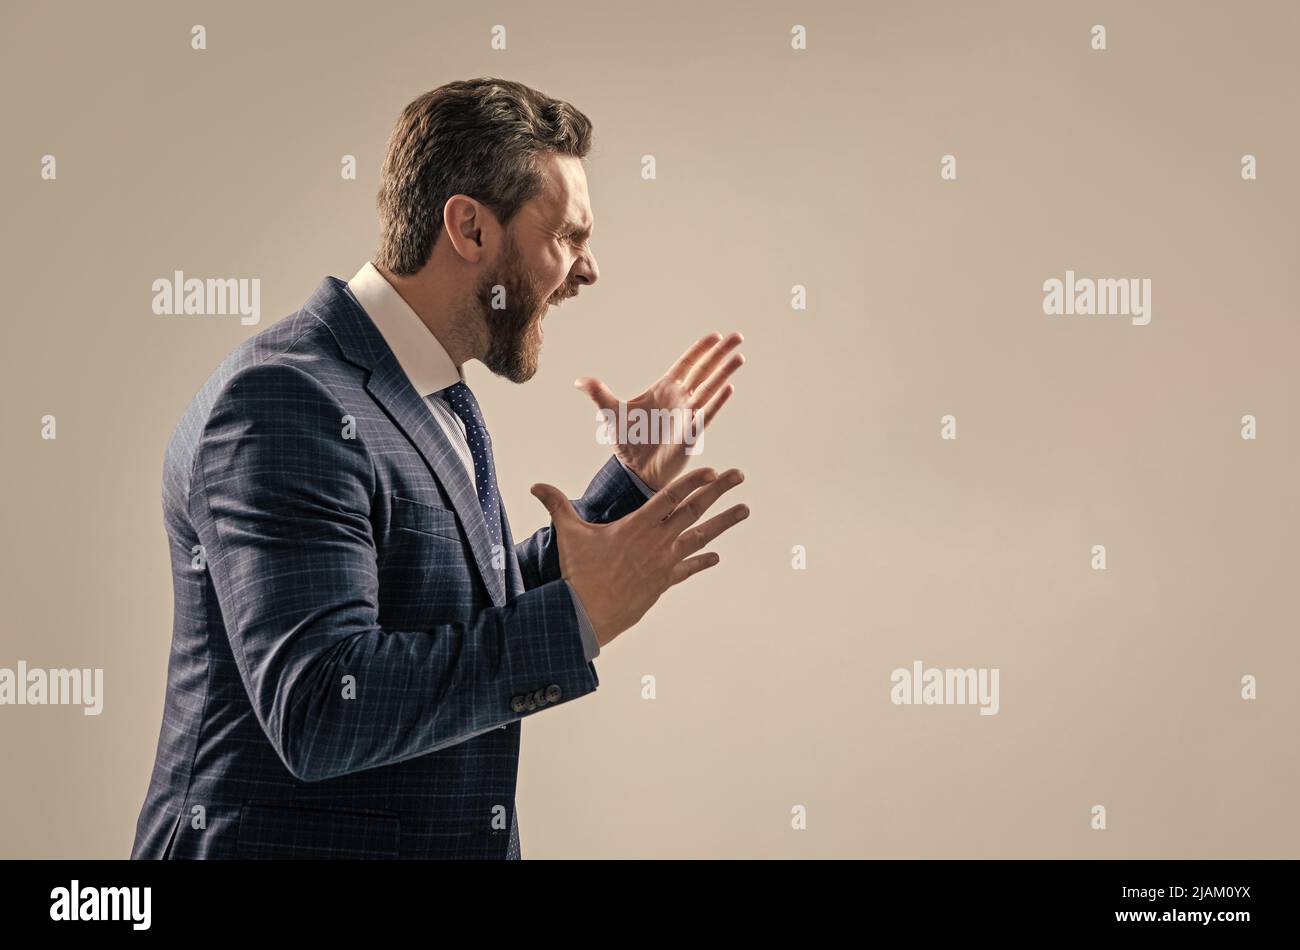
(246, 580, 596, 782)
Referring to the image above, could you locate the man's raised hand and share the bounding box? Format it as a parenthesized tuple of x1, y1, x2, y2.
(575, 332, 745, 492)
(530, 467, 749, 646)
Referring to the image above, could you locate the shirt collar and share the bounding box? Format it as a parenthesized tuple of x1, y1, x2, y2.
(347, 261, 462, 397)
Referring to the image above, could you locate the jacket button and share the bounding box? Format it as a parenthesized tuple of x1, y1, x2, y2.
(545, 684, 561, 704)
(525, 694, 537, 711)
(510, 696, 526, 713)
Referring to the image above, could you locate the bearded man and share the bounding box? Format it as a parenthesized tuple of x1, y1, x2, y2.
(131, 78, 749, 860)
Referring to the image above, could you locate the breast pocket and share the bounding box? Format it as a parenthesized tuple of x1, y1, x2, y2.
(379, 496, 477, 621)
(390, 495, 462, 542)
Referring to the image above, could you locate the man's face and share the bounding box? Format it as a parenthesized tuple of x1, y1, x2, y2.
(477, 153, 599, 383)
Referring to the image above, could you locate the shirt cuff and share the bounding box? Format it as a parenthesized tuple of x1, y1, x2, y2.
(615, 457, 656, 498)
(566, 581, 601, 662)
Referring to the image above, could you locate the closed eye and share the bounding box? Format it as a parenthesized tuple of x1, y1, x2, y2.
(560, 223, 592, 245)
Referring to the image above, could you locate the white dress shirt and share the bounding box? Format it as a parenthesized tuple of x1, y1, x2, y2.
(346, 261, 607, 661)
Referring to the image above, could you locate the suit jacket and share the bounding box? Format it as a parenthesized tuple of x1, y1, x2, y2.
(131, 276, 647, 859)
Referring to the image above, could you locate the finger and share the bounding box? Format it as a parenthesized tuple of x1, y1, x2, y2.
(636, 467, 719, 525)
(675, 503, 750, 558)
(693, 384, 734, 432)
(661, 468, 745, 535)
(574, 376, 619, 414)
(668, 552, 720, 587)
(684, 332, 744, 393)
(665, 333, 723, 383)
(530, 483, 584, 526)
(689, 351, 744, 410)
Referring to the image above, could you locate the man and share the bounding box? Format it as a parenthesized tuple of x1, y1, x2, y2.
(132, 78, 748, 859)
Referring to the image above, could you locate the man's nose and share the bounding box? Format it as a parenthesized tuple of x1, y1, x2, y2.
(572, 247, 599, 287)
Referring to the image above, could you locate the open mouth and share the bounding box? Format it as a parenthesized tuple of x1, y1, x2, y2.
(538, 290, 573, 339)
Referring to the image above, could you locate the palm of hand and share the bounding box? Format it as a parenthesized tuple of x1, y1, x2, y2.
(576, 331, 745, 491)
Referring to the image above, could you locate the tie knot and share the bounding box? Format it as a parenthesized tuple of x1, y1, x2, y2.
(438, 380, 486, 430)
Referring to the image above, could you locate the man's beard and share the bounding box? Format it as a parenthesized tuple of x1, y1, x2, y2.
(476, 235, 553, 384)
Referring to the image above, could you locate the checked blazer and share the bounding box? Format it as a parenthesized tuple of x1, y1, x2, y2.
(131, 276, 648, 859)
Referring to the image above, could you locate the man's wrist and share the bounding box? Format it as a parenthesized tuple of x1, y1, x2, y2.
(615, 457, 656, 497)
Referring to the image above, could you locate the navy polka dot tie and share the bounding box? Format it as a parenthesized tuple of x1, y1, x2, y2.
(435, 381, 518, 858)
(436, 381, 504, 550)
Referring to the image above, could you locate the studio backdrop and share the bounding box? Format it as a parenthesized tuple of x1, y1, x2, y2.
(1, 0, 1296, 858)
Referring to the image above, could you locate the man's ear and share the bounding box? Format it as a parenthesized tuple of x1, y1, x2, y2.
(443, 194, 497, 264)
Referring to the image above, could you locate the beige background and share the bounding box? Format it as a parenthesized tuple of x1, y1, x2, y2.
(2, 0, 1297, 858)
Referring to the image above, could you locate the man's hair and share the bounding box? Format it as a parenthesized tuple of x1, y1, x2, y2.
(375, 78, 593, 276)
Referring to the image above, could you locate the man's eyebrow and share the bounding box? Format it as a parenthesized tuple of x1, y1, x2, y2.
(560, 218, 593, 240)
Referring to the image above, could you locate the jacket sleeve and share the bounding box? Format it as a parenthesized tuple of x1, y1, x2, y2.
(514, 455, 652, 592)
(189, 361, 595, 783)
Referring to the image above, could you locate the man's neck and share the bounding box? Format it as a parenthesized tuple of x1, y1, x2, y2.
(375, 262, 479, 369)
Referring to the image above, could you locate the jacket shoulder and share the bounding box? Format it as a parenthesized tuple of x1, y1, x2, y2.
(162, 305, 352, 514)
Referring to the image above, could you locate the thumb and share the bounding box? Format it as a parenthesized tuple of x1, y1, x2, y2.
(530, 483, 580, 526)
(574, 376, 619, 414)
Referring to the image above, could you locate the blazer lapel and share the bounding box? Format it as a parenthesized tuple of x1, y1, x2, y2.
(306, 277, 508, 606)
(499, 501, 526, 598)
